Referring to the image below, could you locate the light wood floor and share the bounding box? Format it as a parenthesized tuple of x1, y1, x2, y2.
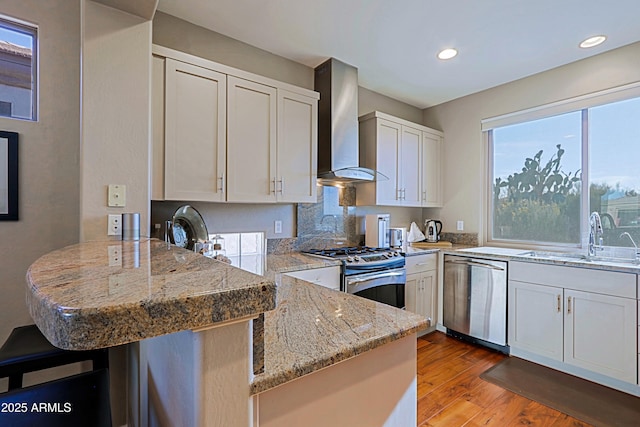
(416, 332, 593, 427)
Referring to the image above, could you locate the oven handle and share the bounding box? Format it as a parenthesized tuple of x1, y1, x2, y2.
(346, 269, 406, 294)
(348, 270, 405, 285)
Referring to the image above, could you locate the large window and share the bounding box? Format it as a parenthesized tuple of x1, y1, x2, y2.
(488, 92, 640, 249)
(0, 16, 37, 121)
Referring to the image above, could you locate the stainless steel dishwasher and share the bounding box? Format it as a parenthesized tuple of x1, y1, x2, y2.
(443, 254, 508, 353)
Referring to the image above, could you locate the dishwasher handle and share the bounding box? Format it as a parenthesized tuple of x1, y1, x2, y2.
(444, 258, 505, 271)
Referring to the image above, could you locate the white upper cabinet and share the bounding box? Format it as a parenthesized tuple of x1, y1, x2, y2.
(400, 125, 422, 206)
(226, 76, 278, 203)
(421, 130, 443, 207)
(152, 46, 319, 204)
(356, 111, 443, 207)
(277, 89, 318, 203)
(163, 58, 227, 202)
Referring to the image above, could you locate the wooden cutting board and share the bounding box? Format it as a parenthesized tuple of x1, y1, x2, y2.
(409, 241, 453, 248)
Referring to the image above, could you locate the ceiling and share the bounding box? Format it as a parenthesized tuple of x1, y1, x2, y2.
(156, 0, 640, 109)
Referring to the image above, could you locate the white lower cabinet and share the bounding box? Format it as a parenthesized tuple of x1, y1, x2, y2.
(405, 254, 437, 330)
(564, 288, 636, 382)
(284, 266, 340, 291)
(508, 261, 638, 385)
(508, 280, 563, 361)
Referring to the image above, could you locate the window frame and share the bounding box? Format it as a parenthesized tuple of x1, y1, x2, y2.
(483, 82, 640, 250)
(0, 14, 38, 122)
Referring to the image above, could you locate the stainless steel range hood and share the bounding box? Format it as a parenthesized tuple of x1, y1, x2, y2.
(314, 58, 385, 186)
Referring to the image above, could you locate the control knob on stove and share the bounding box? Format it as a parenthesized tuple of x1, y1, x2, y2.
(346, 256, 354, 263)
(354, 255, 362, 262)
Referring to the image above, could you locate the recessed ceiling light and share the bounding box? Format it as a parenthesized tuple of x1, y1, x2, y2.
(437, 48, 458, 60)
(579, 35, 606, 49)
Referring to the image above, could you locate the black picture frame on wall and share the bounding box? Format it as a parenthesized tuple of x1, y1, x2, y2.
(0, 131, 18, 221)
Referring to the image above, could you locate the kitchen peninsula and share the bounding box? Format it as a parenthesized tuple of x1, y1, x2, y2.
(26, 239, 427, 426)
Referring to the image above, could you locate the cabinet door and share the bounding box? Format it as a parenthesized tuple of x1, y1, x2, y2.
(422, 132, 443, 207)
(508, 280, 563, 361)
(375, 119, 402, 206)
(164, 59, 227, 202)
(564, 289, 637, 383)
(399, 126, 422, 206)
(227, 76, 277, 203)
(406, 271, 435, 329)
(420, 270, 436, 328)
(405, 273, 420, 314)
(277, 90, 317, 203)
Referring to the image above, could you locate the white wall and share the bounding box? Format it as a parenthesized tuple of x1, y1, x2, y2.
(0, 0, 81, 359)
(423, 42, 640, 241)
(82, 1, 152, 241)
(82, 2, 153, 424)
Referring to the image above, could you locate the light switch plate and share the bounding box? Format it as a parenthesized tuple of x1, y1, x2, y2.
(108, 184, 126, 207)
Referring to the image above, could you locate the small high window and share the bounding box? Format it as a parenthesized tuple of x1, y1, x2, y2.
(0, 16, 37, 121)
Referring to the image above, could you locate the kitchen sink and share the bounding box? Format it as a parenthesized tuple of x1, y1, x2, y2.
(518, 250, 591, 261)
(518, 250, 640, 265)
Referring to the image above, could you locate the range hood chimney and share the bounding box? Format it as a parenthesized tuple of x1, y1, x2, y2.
(314, 58, 383, 186)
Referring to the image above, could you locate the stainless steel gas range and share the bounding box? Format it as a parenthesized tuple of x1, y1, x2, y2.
(303, 246, 406, 309)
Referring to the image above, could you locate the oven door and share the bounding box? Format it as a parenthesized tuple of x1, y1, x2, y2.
(345, 268, 406, 309)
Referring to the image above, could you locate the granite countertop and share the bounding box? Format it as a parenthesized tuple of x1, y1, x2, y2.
(265, 252, 341, 276)
(27, 240, 427, 396)
(26, 239, 276, 350)
(251, 274, 428, 394)
(443, 246, 640, 274)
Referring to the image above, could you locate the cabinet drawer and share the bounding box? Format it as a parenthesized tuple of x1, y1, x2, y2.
(406, 253, 437, 274)
(284, 266, 340, 291)
(509, 261, 636, 299)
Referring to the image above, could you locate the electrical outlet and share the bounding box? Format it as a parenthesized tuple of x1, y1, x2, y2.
(456, 220, 464, 231)
(108, 214, 122, 236)
(274, 220, 283, 234)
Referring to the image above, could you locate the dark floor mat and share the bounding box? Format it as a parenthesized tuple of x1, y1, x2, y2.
(480, 357, 640, 427)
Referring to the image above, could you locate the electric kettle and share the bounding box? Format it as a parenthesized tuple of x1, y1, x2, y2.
(424, 219, 442, 243)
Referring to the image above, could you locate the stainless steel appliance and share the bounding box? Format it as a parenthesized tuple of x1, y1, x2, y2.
(303, 246, 406, 309)
(314, 58, 385, 185)
(365, 214, 390, 248)
(388, 227, 405, 248)
(443, 254, 509, 353)
(424, 219, 442, 243)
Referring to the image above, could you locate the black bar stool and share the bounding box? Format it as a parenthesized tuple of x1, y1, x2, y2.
(0, 324, 108, 391)
(0, 368, 112, 426)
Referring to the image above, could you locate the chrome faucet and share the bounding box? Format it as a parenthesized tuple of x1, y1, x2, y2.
(619, 232, 640, 264)
(588, 212, 603, 257)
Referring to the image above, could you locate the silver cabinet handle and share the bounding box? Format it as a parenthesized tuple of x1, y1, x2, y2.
(271, 178, 276, 194)
(278, 177, 285, 194)
(218, 173, 225, 193)
(567, 296, 572, 314)
(557, 295, 561, 313)
(348, 270, 405, 285)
